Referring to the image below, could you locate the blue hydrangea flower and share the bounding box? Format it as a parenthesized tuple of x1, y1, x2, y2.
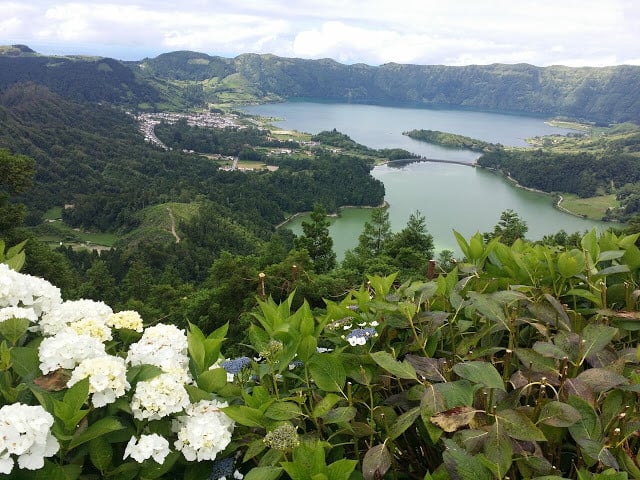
(344, 327, 377, 346)
(221, 356, 251, 374)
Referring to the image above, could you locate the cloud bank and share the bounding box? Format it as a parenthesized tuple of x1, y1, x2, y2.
(1, 0, 638, 66)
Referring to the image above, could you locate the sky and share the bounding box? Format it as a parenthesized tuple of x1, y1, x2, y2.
(1, 0, 639, 67)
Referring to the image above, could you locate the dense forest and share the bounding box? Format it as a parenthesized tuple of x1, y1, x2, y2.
(4, 44, 640, 480)
(1, 46, 640, 122)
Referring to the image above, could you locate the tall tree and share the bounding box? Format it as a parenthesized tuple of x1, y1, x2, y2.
(294, 203, 336, 274)
(484, 209, 528, 245)
(355, 208, 392, 258)
(0, 149, 35, 234)
(385, 211, 434, 278)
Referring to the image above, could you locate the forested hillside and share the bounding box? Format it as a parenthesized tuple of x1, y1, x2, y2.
(1, 46, 640, 123)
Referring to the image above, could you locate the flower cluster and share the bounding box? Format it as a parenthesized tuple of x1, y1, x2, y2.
(130, 373, 191, 420)
(123, 434, 170, 464)
(173, 399, 234, 462)
(67, 355, 130, 407)
(107, 310, 144, 332)
(211, 457, 244, 480)
(126, 323, 191, 383)
(263, 423, 300, 451)
(0, 264, 61, 318)
(0, 403, 59, 474)
(344, 327, 378, 346)
(38, 331, 106, 374)
(39, 299, 113, 337)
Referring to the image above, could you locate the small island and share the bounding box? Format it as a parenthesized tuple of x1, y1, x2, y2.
(403, 128, 498, 152)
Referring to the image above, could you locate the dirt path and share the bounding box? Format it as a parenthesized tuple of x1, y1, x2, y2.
(167, 207, 181, 243)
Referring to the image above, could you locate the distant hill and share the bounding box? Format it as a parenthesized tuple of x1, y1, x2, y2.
(1, 46, 640, 123)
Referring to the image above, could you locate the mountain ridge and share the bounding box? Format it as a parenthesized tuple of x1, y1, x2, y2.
(1, 45, 639, 123)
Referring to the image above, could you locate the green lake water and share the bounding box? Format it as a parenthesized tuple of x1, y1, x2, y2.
(244, 101, 612, 259)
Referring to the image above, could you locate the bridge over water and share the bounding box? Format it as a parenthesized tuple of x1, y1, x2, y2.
(386, 157, 477, 167)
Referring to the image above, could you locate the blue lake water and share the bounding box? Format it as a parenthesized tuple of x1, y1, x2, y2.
(244, 101, 611, 258)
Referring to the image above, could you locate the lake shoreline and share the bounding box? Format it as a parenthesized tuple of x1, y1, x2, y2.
(275, 201, 389, 230)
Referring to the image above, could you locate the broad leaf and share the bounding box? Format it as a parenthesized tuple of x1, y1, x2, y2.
(370, 351, 417, 380)
(389, 406, 420, 439)
(68, 417, 126, 450)
(537, 401, 581, 427)
(442, 439, 493, 480)
(308, 355, 346, 392)
(453, 361, 505, 391)
(494, 408, 546, 441)
(430, 406, 478, 433)
(362, 444, 392, 480)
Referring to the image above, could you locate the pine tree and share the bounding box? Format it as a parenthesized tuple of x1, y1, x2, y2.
(294, 203, 336, 274)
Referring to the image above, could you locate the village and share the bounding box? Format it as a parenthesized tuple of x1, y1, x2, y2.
(135, 111, 246, 150)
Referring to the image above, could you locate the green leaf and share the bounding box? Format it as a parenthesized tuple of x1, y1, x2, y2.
(565, 288, 602, 306)
(577, 368, 627, 392)
(537, 401, 581, 427)
(139, 451, 180, 479)
(594, 264, 630, 277)
(125, 364, 163, 385)
(244, 466, 284, 480)
(568, 395, 602, 443)
(308, 355, 346, 392)
(389, 406, 420, 439)
(223, 405, 267, 428)
(452, 361, 505, 391)
(68, 417, 126, 450)
(0, 317, 30, 345)
(580, 324, 618, 362)
(362, 444, 392, 480)
(297, 335, 317, 363)
(576, 438, 619, 469)
(264, 401, 302, 421)
(5, 251, 26, 272)
(494, 408, 546, 441)
(514, 347, 559, 374)
(89, 436, 113, 473)
(558, 251, 583, 278)
(433, 380, 477, 408)
(197, 367, 228, 393)
(33, 462, 83, 480)
(312, 393, 341, 418)
(10, 346, 40, 378)
(64, 376, 90, 412)
(321, 406, 356, 424)
(442, 439, 493, 480)
(370, 351, 417, 380)
(327, 459, 357, 480)
(454, 230, 471, 259)
(483, 423, 513, 478)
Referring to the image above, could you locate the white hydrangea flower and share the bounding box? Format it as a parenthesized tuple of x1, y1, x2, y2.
(135, 324, 188, 351)
(107, 310, 144, 332)
(126, 323, 191, 383)
(173, 399, 234, 462)
(38, 332, 106, 374)
(65, 317, 112, 342)
(39, 299, 113, 337)
(0, 264, 62, 316)
(0, 403, 59, 473)
(68, 355, 130, 407)
(130, 373, 190, 420)
(123, 434, 170, 464)
(0, 306, 38, 323)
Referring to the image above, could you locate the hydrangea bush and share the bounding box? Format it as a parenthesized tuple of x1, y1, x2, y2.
(0, 262, 237, 479)
(2, 228, 640, 480)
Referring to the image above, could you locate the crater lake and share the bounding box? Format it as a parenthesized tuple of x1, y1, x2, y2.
(244, 101, 612, 258)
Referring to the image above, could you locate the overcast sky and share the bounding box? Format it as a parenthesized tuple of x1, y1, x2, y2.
(2, 0, 639, 67)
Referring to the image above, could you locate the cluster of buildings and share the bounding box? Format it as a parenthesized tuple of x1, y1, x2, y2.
(135, 111, 245, 150)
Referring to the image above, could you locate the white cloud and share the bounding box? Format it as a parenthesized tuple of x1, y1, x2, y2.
(1, 0, 639, 66)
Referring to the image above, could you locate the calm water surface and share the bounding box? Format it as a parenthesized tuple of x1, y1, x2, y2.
(244, 102, 612, 258)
